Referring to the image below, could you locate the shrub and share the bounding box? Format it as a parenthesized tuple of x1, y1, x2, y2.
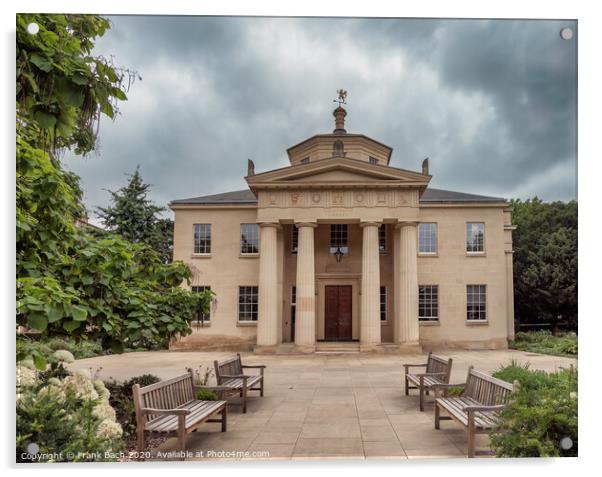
(490, 364, 577, 457)
(510, 331, 577, 357)
(104, 374, 161, 440)
(16, 366, 123, 462)
(196, 389, 218, 401)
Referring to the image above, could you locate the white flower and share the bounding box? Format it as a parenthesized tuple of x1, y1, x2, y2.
(570, 391, 577, 400)
(16, 366, 37, 387)
(96, 419, 123, 440)
(93, 380, 110, 401)
(62, 374, 99, 400)
(75, 368, 92, 379)
(19, 358, 37, 370)
(92, 402, 116, 422)
(47, 377, 61, 386)
(53, 349, 75, 363)
(37, 384, 66, 404)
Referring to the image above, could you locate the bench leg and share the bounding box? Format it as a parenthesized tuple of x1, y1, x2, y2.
(260, 377, 264, 397)
(137, 428, 146, 453)
(404, 375, 409, 396)
(434, 403, 440, 429)
(178, 415, 187, 452)
(221, 406, 227, 432)
(419, 386, 425, 412)
(242, 386, 248, 413)
(467, 416, 475, 458)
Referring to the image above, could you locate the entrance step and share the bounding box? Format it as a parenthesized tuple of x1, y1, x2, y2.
(315, 341, 360, 354)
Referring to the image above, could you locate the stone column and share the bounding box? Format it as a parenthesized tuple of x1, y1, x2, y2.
(256, 223, 280, 347)
(295, 222, 317, 350)
(360, 221, 381, 348)
(396, 222, 420, 348)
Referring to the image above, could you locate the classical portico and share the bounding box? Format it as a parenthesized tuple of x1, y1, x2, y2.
(248, 105, 430, 352)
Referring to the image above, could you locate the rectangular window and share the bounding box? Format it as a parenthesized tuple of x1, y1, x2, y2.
(466, 222, 485, 253)
(418, 223, 437, 254)
(291, 225, 298, 254)
(301, 157, 310, 164)
(240, 223, 259, 254)
(419, 285, 439, 322)
(467, 285, 487, 321)
(238, 286, 258, 322)
(369, 157, 378, 165)
(329, 224, 348, 254)
(380, 286, 387, 321)
(191, 286, 211, 322)
(379, 224, 386, 253)
(193, 224, 211, 254)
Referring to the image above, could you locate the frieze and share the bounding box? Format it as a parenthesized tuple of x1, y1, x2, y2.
(257, 189, 418, 208)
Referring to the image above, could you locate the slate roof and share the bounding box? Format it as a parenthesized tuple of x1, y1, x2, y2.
(170, 188, 506, 205)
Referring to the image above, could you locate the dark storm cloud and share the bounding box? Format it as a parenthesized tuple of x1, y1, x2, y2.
(63, 16, 577, 223)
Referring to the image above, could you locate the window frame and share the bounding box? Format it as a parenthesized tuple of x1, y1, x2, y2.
(291, 225, 298, 254)
(193, 223, 212, 255)
(329, 224, 349, 254)
(380, 286, 387, 322)
(238, 286, 259, 322)
(466, 222, 486, 254)
(466, 284, 487, 322)
(418, 222, 438, 255)
(240, 223, 260, 255)
(418, 285, 439, 322)
(378, 224, 387, 253)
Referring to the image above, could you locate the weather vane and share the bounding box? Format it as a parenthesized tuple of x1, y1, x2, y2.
(333, 89, 347, 107)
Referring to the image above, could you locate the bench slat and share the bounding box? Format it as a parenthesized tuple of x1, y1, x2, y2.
(145, 400, 226, 432)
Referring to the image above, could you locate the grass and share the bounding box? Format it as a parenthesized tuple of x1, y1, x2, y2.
(509, 330, 577, 357)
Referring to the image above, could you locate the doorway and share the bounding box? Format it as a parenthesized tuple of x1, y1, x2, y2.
(324, 285, 353, 341)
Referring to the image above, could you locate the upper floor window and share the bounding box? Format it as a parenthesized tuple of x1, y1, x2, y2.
(291, 225, 298, 254)
(369, 157, 378, 165)
(467, 285, 487, 321)
(466, 222, 485, 253)
(240, 223, 259, 254)
(330, 224, 348, 254)
(238, 286, 258, 322)
(301, 157, 310, 164)
(193, 224, 211, 254)
(380, 286, 387, 321)
(418, 223, 437, 254)
(379, 224, 386, 253)
(419, 285, 439, 322)
(191, 286, 211, 323)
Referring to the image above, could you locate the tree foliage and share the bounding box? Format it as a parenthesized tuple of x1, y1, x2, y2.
(511, 198, 578, 330)
(97, 166, 174, 264)
(16, 14, 210, 365)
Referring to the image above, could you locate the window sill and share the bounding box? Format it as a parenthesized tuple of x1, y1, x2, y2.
(418, 253, 438, 258)
(236, 321, 257, 327)
(466, 320, 489, 326)
(191, 253, 212, 259)
(466, 252, 486, 257)
(419, 320, 440, 326)
(380, 321, 388, 325)
(192, 322, 211, 328)
(239, 253, 259, 258)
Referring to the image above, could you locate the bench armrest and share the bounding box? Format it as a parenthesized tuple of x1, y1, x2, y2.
(463, 404, 506, 412)
(220, 374, 250, 379)
(413, 372, 447, 378)
(141, 407, 190, 416)
(431, 382, 465, 389)
(242, 364, 266, 369)
(403, 363, 427, 369)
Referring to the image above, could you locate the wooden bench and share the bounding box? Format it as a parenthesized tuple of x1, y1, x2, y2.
(132, 371, 227, 453)
(433, 366, 515, 457)
(214, 353, 265, 413)
(403, 352, 453, 411)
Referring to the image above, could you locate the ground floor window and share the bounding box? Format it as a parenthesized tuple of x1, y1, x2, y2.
(467, 284, 487, 321)
(191, 285, 211, 325)
(238, 286, 258, 321)
(419, 285, 439, 322)
(380, 286, 387, 321)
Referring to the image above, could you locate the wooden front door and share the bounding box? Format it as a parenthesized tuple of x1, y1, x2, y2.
(325, 285, 352, 341)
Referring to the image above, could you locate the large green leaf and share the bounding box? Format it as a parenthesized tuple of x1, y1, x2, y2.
(70, 304, 88, 321)
(30, 53, 53, 72)
(28, 313, 48, 331)
(33, 110, 57, 129)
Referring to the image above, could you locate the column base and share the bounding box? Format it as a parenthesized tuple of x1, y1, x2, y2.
(253, 345, 279, 355)
(396, 342, 423, 354)
(359, 343, 381, 353)
(254, 343, 316, 355)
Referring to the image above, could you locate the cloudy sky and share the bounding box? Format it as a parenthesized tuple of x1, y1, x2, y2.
(64, 16, 577, 222)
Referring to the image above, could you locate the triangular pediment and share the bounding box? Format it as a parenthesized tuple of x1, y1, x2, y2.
(246, 157, 430, 189)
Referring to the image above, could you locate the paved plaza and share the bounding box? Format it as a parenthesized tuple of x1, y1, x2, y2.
(73, 349, 576, 460)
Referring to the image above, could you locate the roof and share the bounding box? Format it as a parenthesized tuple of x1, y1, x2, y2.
(170, 187, 506, 206)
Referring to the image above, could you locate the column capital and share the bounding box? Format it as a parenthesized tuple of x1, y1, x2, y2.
(395, 221, 419, 229)
(359, 221, 382, 228)
(258, 222, 281, 229)
(295, 221, 318, 228)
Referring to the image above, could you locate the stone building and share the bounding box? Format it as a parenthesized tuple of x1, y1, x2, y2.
(169, 104, 515, 353)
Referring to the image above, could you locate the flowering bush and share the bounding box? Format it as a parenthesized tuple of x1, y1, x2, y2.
(16, 352, 123, 462)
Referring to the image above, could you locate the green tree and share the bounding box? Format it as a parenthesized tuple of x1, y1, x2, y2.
(97, 167, 173, 263)
(16, 14, 209, 364)
(511, 198, 578, 331)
